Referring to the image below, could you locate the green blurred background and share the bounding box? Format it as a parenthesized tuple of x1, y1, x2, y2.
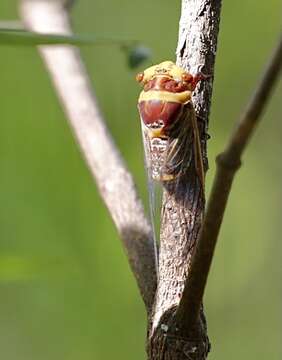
(0, 1, 281, 359)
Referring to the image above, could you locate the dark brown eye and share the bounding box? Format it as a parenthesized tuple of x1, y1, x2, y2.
(136, 72, 144, 83)
(182, 72, 193, 83)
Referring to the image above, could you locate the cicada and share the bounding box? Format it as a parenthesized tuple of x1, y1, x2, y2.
(136, 61, 205, 250)
(136, 61, 205, 185)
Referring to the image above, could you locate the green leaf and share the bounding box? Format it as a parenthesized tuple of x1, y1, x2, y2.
(0, 28, 142, 47)
(0, 29, 106, 46)
(0, 28, 152, 68)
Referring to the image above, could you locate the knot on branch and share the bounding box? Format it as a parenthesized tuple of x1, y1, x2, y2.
(148, 331, 210, 360)
(148, 309, 210, 360)
(168, 335, 210, 360)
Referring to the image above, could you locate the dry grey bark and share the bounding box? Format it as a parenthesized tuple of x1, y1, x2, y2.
(148, 1, 222, 359)
(176, 0, 222, 328)
(19, 0, 157, 312)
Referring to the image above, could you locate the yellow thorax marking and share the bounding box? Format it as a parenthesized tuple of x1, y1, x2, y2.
(147, 128, 165, 139)
(142, 61, 187, 82)
(138, 89, 192, 104)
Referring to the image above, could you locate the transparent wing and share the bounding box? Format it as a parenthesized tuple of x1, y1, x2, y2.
(164, 102, 204, 189)
(141, 123, 164, 271)
(140, 103, 204, 270)
(160, 104, 205, 257)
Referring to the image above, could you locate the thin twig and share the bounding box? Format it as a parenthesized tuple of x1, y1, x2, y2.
(19, 0, 157, 312)
(178, 33, 282, 330)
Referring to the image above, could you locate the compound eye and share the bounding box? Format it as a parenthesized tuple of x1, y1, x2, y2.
(136, 72, 144, 83)
(182, 72, 193, 83)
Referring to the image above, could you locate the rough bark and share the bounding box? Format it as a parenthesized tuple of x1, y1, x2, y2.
(176, 0, 222, 329)
(147, 1, 222, 359)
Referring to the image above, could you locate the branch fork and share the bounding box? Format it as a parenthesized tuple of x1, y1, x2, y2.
(19, 0, 282, 358)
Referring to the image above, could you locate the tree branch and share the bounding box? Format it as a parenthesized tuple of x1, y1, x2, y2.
(148, 1, 221, 359)
(19, 0, 157, 312)
(178, 33, 282, 330)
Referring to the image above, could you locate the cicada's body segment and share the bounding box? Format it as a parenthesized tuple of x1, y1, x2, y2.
(136, 61, 204, 184)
